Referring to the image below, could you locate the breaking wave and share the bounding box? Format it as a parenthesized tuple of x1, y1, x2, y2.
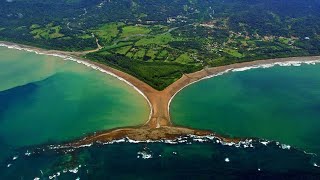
(0, 42, 153, 123)
(168, 58, 320, 114)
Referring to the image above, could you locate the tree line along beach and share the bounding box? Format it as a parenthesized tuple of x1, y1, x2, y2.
(1, 41, 320, 146)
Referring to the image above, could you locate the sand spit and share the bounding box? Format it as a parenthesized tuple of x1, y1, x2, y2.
(1, 41, 320, 143)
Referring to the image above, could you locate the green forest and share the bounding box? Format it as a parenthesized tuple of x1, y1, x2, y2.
(1, 0, 320, 90)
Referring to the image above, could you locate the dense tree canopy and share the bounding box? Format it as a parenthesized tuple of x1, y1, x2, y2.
(1, 0, 320, 89)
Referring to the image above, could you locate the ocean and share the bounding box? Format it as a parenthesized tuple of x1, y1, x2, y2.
(0, 46, 149, 161)
(171, 62, 320, 155)
(0, 46, 319, 179)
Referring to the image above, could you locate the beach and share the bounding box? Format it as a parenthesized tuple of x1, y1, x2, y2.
(1, 41, 320, 144)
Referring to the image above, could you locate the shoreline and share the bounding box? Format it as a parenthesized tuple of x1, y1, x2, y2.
(63, 126, 246, 148)
(0, 41, 155, 125)
(166, 58, 320, 118)
(1, 41, 320, 143)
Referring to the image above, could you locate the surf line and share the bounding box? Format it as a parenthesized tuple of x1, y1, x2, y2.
(167, 59, 320, 119)
(0, 43, 153, 123)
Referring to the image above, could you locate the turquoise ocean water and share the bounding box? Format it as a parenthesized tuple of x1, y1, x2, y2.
(0, 47, 319, 179)
(0, 46, 149, 160)
(171, 63, 320, 154)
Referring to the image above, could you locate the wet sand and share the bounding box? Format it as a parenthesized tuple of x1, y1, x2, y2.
(67, 126, 245, 147)
(1, 41, 320, 144)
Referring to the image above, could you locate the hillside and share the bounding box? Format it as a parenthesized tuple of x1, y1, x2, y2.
(1, 0, 320, 90)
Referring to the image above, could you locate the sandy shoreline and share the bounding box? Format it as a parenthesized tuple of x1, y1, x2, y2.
(0, 41, 155, 125)
(165, 57, 320, 118)
(65, 126, 245, 147)
(1, 41, 320, 143)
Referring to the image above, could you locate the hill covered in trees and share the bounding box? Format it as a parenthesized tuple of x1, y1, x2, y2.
(1, 0, 320, 89)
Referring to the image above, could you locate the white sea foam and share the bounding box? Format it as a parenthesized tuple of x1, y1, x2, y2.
(314, 163, 320, 168)
(225, 158, 230, 162)
(78, 143, 93, 148)
(42, 134, 319, 165)
(168, 59, 320, 120)
(25, 150, 31, 156)
(65, 134, 261, 152)
(0, 43, 153, 126)
(137, 151, 153, 159)
(280, 144, 291, 150)
(47, 166, 80, 179)
(12, 156, 18, 160)
(93, 134, 256, 149)
(303, 151, 317, 156)
(219, 138, 254, 148)
(260, 140, 271, 146)
(69, 167, 79, 173)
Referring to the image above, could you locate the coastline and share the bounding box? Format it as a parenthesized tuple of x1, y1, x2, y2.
(1, 41, 320, 144)
(165, 57, 320, 119)
(64, 126, 246, 148)
(0, 41, 155, 125)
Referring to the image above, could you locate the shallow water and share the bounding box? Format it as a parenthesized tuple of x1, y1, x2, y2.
(1, 46, 319, 178)
(171, 63, 320, 154)
(0, 46, 149, 158)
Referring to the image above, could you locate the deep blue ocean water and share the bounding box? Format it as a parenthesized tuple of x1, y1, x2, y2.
(0, 46, 320, 179)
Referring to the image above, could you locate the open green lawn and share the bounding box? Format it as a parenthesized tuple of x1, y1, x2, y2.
(30, 23, 64, 39)
(135, 33, 174, 46)
(157, 50, 169, 60)
(91, 23, 122, 44)
(103, 42, 133, 51)
(133, 49, 146, 59)
(223, 48, 244, 58)
(116, 46, 132, 55)
(77, 33, 93, 39)
(86, 52, 201, 90)
(278, 37, 292, 45)
(120, 25, 151, 38)
(175, 53, 193, 64)
(145, 49, 158, 60)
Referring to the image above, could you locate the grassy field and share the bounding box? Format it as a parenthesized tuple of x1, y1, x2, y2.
(1, 0, 319, 90)
(120, 25, 151, 38)
(90, 23, 123, 45)
(175, 53, 193, 64)
(77, 33, 93, 39)
(133, 49, 146, 59)
(135, 33, 174, 46)
(157, 50, 169, 60)
(145, 49, 158, 60)
(85, 52, 201, 90)
(116, 46, 132, 55)
(30, 23, 64, 39)
(223, 48, 244, 58)
(83, 21, 311, 90)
